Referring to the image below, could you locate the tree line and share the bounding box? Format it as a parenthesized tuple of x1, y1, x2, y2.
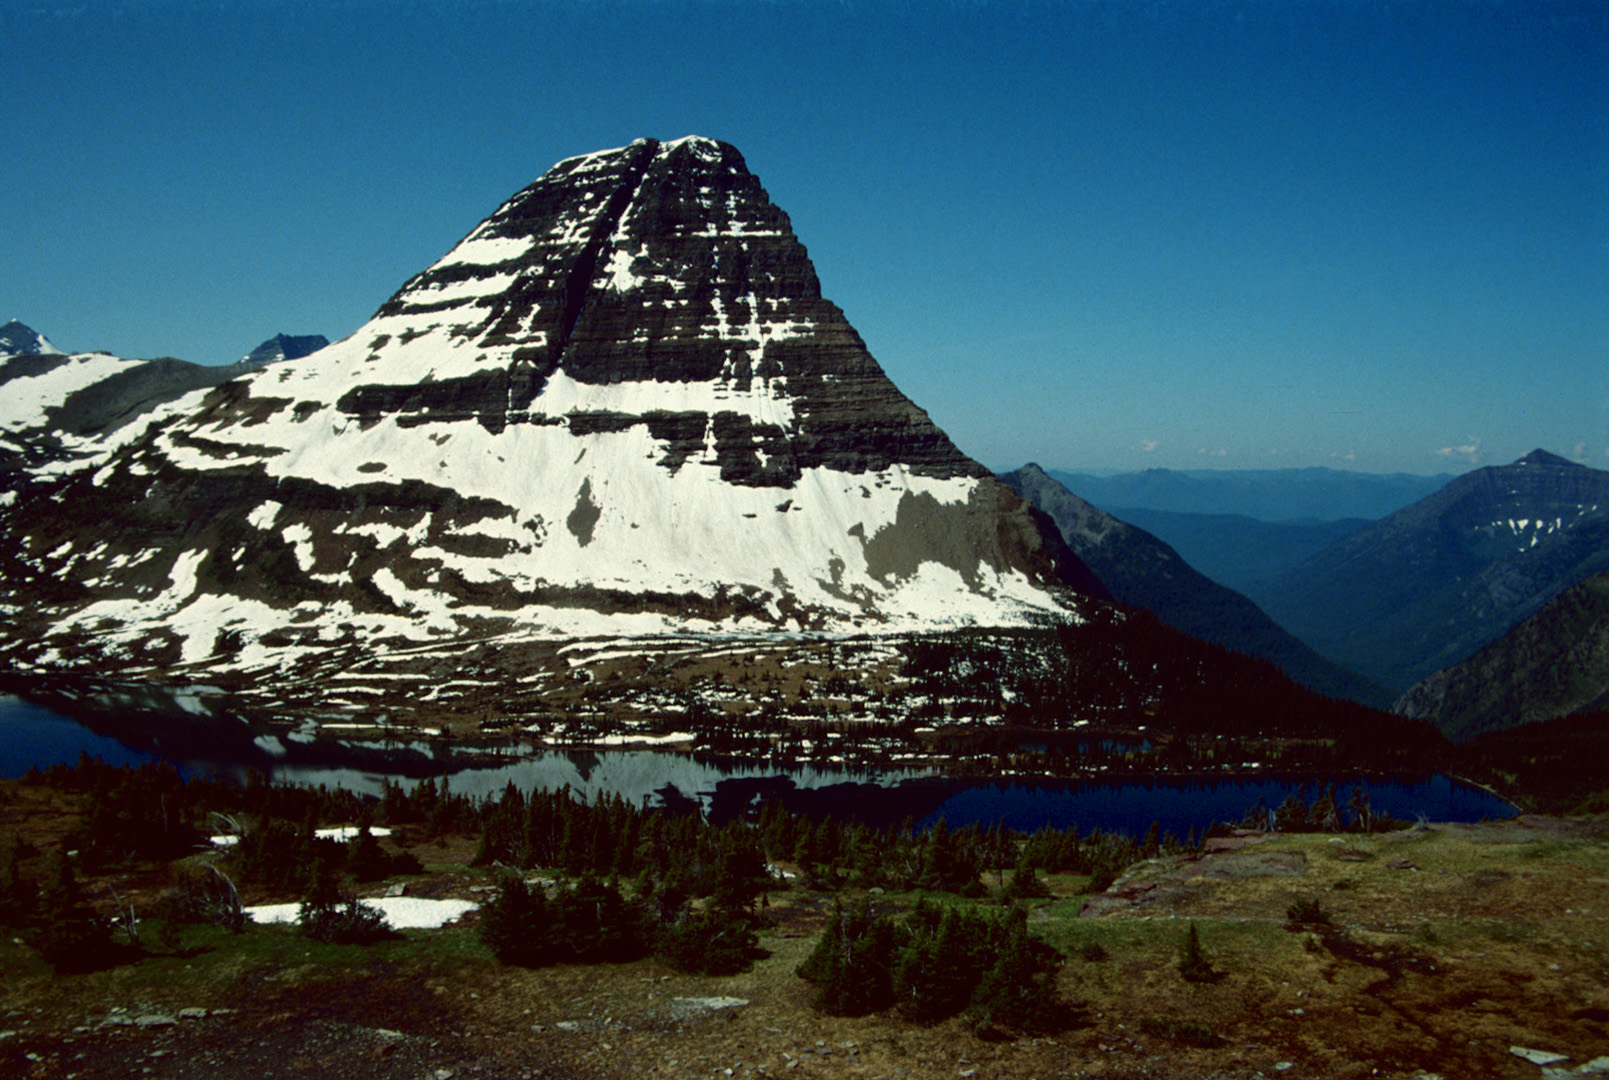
(0, 751, 1441, 1019)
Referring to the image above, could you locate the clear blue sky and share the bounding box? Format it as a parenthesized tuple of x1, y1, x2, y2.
(4, 0, 1604, 475)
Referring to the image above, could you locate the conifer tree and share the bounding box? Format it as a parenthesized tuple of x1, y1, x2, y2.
(0, 841, 36, 930)
(1002, 854, 1051, 901)
(479, 874, 552, 966)
(972, 908, 1062, 1031)
(27, 851, 114, 973)
(1179, 921, 1217, 983)
(796, 899, 897, 1016)
(346, 810, 387, 882)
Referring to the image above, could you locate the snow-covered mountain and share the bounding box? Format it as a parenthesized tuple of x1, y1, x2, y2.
(0, 137, 1100, 725)
(0, 348, 273, 497)
(0, 319, 63, 358)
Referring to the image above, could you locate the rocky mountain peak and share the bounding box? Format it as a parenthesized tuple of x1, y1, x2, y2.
(344, 134, 984, 480)
(0, 138, 1097, 720)
(0, 319, 63, 358)
(1515, 448, 1580, 469)
(242, 333, 329, 366)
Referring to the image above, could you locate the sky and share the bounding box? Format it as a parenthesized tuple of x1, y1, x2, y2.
(3, 0, 1604, 475)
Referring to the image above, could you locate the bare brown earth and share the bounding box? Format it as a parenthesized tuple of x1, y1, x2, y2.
(2, 814, 1607, 1080)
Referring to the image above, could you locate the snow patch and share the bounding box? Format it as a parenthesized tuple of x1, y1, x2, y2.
(244, 896, 476, 930)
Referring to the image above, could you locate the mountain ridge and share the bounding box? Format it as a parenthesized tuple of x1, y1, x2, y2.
(1258, 451, 1609, 695)
(1394, 570, 1609, 741)
(1001, 464, 1389, 706)
(1046, 465, 1454, 522)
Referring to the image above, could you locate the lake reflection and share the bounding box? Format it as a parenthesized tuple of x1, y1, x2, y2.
(0, 694, 1514, 837)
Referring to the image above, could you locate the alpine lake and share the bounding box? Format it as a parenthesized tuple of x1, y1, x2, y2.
(0, 682, 1515, 840)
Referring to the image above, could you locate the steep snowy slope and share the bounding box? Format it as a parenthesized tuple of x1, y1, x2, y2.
(0, 137, 1098, 722)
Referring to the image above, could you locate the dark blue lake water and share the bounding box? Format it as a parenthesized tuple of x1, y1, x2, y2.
(0, 693, 1514, 838)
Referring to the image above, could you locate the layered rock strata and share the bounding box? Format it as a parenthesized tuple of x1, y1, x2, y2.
(0, 137, 1098, 717)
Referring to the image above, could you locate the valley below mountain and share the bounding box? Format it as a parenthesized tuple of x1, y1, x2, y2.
(1001, 465, 1388, 707)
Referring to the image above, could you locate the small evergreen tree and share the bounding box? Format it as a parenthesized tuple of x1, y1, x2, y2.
(1178, 921, 1218, 983)
(478, 874, 552, 966)
(1311, 784, 1340, 831)
(297, 857, 396, 945)
(346, 811, 389, 882)
(27, 851, 115, 973)
(1141, 820, 1162, 858)
(0, 841, 36, 930)
(796, 899, 898, 1016)
(656, 907, 760, 975)
(1001, 855, 1051, 901)
(1346, 786, 1374, 832)
(971, 908, 1062, 1032)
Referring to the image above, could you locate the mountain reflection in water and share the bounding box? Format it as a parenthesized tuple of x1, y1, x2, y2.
(0, 693, 1514, 837)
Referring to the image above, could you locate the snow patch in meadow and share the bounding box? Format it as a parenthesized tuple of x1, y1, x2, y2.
(244, 896, 476, 929)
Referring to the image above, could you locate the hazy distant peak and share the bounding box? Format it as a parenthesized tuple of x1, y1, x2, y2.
(0, 319, 63, 358)
(1515, 448, 1578, 468)
(242, 333, 329, 366)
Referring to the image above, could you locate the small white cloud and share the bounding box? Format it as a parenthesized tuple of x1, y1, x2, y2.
(1572, 441, 1588, 462)
(1330, 450, 1358, 463)
(1196, 447, 1228, 457)
(1436, 437, 1483, 464)
(1140, 439, 1160, 453)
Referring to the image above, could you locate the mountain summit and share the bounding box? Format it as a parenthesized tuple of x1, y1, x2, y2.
(0, 137, 1097, 717)
(0, 320, 63, 359)
(241, 333, 329, 366)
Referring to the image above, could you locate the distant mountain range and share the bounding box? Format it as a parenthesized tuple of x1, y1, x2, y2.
(1395, 571, 1609, 741)
(1002, 464, 1389, 706)
(1047, 466, 1453, 522)
(1093, 508, 1370, 598)
(1257, 450, 1609, 697)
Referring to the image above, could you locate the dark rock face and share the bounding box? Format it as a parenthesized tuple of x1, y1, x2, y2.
(242, 334, 329, 366)
(1259, 451, 1609, 695)
(359, 138, 986, 479)
(0, 137, 1095, 713)
(1395, 570, 1609, 740)
(1002, 464, 1387, 706)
